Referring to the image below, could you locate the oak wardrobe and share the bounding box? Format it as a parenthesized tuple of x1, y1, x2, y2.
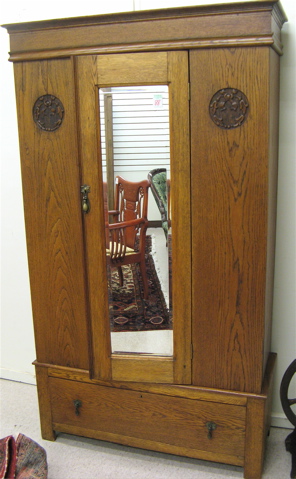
(3, 2, 287, 478)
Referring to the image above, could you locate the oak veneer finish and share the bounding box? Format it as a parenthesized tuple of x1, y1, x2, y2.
(4, 2, 287, 478)
(190, 46, 279, 394)
(34, 352, 276, 479)
(49, 377, 246, 462)
(4, 1, 286, 60)
(13, 58, 90, 370)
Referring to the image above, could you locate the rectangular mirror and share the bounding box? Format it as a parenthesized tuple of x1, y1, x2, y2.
(99, 86, 173, 356)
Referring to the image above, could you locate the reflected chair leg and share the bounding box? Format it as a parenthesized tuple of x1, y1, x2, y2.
(118, 267, 124, 286)
(140, 259, 149, 300)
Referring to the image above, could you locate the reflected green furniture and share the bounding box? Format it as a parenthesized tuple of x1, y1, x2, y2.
(148, 168, 170, 239)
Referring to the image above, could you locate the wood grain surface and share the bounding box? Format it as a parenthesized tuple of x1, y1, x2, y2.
(190, 47, 277, 394)
(14, 59, 89, 370)
(49, 376, 246, 461)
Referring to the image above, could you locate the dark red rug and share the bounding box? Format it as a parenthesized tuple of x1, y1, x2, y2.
(108, 236, 172, 332)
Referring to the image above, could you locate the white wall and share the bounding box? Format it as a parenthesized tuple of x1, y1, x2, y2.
(1, 0, 295, 428)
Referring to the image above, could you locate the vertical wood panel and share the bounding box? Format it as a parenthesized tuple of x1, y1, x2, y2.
(168, 51, 192, 384)
(244, 397, 266, 479)
(244, 354, 276, 478)
(264, 49, 280, 373)
(190, 47, 271, 393)
(35, 366, 56, 441)
(14, 59, 89, 370)
(75, 55, 112, 381)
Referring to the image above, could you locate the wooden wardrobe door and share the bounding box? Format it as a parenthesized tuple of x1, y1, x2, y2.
(190, 47, 279, 394)
(14, 59, 89, 370)
(75, 51, 191, 384)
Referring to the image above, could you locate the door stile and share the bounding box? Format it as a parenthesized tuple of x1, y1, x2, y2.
(168, 51, 192, 384)
(75, 55, 112, 381)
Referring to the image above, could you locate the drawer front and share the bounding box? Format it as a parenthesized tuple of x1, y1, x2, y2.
(49, 378, 246, 458)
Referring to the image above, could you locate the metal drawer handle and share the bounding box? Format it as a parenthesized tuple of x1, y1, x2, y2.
(206, 421, 217, 439)
(73, 399, 82, 416)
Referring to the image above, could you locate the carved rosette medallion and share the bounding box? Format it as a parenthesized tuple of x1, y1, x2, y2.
(209, 88, 249, 129)
(33, 94, 64, 131)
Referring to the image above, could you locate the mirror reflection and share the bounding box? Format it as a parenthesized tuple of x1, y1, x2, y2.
(99, 86, 172, 356)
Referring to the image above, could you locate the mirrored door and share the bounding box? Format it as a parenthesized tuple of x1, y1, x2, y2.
(76, 52, 191, 384)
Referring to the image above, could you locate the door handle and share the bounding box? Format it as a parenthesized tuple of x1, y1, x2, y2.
(81, 185, 91, 213)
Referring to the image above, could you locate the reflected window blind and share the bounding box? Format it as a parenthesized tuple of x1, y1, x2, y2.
(100, 86, 170, 175)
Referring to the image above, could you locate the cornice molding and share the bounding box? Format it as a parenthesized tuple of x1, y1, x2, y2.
(3, 1, 287, 61)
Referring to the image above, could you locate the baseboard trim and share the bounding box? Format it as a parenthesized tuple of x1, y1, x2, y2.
(0, 368, 36, 385)
(271, 413, 293, 429)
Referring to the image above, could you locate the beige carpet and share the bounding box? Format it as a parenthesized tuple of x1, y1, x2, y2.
(0, 379, 292, 479)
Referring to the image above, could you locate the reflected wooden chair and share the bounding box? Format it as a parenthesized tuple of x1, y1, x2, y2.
(105, 176, 150, 300)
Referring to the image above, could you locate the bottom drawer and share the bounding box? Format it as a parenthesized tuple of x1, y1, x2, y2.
(49, 377, 246, 464)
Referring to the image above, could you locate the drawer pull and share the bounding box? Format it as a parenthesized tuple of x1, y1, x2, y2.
(206, 421, 217, 439)
(73, 399, 82, 416)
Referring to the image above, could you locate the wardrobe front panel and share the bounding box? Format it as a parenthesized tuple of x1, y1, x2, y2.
(190, 47, 273, 394)
(14, 59, 89, 370)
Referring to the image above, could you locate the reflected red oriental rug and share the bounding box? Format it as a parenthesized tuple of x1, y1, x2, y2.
(108, 236, 172, 332)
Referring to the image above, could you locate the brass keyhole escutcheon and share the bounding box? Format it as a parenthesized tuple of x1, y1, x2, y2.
(73, 399, 82, 416)
(206, 421, 217, 439)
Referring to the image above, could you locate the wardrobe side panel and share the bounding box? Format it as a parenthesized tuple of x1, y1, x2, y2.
(14, 59, 89, 370)
(264, 48, 280, 374)
(190, 47, 271, 394)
